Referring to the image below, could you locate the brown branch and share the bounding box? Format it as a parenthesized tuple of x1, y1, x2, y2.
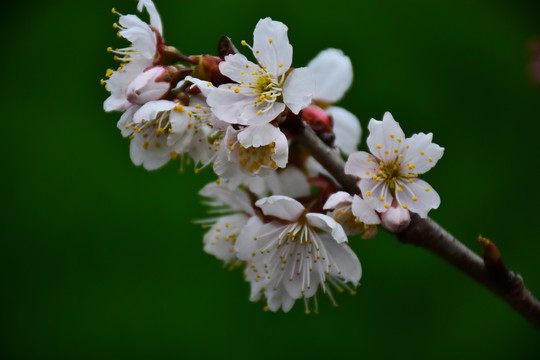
(289, 118, 540, 329)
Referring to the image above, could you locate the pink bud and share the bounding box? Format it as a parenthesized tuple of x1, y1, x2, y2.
(126, 66, 171, 105)
(380, 201, 411, 233)
(302, 105, 332, 133)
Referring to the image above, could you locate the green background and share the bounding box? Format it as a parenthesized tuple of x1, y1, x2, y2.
(2, 0, 539, 358)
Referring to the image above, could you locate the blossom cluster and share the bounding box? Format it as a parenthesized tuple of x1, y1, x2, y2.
(102, 0, 444, 313)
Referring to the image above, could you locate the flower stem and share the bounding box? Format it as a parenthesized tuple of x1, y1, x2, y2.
(290, 118, 540, 329)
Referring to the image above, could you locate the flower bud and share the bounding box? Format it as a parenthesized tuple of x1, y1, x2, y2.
(380, 201, 411, 233)
(192, 55, 230, 86)
(126, 66, 171, 104)
(302, 105, 335, 146)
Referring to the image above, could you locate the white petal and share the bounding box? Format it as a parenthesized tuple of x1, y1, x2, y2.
(359, 178, 393, 212)
(328, 106, 361, 154)
(237, 124, 280, 147)
(118, 15, 156, 59)
(366, 112, 406, 162)
(275, 167, 310, 198)
(207, 88, 253, 125)
(401, 133, 444, 174)
(351, 195, 381, 225)
(323, 191, 353, 210)
(116, 105, 139, 137)
(344, 151, 378, 179)
(137, 0, 163, 35)
(240, 101, 285, 125)
(219, 54, 259, 84)
(252, 18, 292, 77)
(199, 181, 254, 214)
(320, 233, 362, 284)
(128, 136, 171, 170)
(234, 216, 266, 257)
(306, 213, 348, 244)
(282, 67, 315, 114)
(308, 48, 353, 103)
(132, 100, 175, 123)
(394, 178, 440, 218)
(203, 214, 248, 262)
(266, 285, 296, 312)
(255, 195, 305, 221)
(184, 76, 215, 97)
(270, 129, 289, 168)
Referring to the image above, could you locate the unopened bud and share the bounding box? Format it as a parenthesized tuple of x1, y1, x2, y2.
(302, 105, 335, 146)
(126, 67, 171, 104)
(380, 201, 411, 233)
(478, 235, 501, 266)
(192, 55, 230, 86)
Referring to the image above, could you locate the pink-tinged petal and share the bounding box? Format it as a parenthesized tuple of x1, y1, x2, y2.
(323, 191, 353, 210)
(328, 106, 361, 154)
(137, 0, 163, 35)
(344, 151, 379, 179)
(394, 178, 440, 218)
(359, 177, 393, 212)
(351, 195, 381, 225)
(401, 133, 444, 174)
(380, 202, 411, 233)
(126, 67, 170, 104)
(132, 100, 175, 123)
(282, 67, 315, 114)
(219, 54, 259, 84)
(237, 124, 281, 148)
(255, 195, 305, 221)
(366, 112, 406, 162)
(306, 213, 347, 244)
(252, 18, 292, 77)
(320, 234, 362, 284)
(240, 101, 285, 125)
(308, 48, 353, 103)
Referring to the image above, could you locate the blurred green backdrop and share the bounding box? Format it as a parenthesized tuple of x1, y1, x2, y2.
(2, 0, 539, 358)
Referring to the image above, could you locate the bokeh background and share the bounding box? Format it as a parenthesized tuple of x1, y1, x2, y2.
(2, 0, 539, 358)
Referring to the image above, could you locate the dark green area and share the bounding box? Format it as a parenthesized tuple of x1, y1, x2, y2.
(2, 0, 539, 358)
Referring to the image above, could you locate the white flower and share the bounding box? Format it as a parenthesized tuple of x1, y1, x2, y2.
(345, 112, 444, 218)
(207, 18, 315, 125)
(117, 95, 217, 170)
(213, 124, 289, 182)
(235, 196, 361, 313)
(199, 182, 255, 263)
(323, 191, 379, 238)
(103, 0, 163, 112)
(307, 49, 360, 155)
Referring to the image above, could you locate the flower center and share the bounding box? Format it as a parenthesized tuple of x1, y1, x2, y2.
(237, 142, 277, 173)
(378, 161, 401, 189)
